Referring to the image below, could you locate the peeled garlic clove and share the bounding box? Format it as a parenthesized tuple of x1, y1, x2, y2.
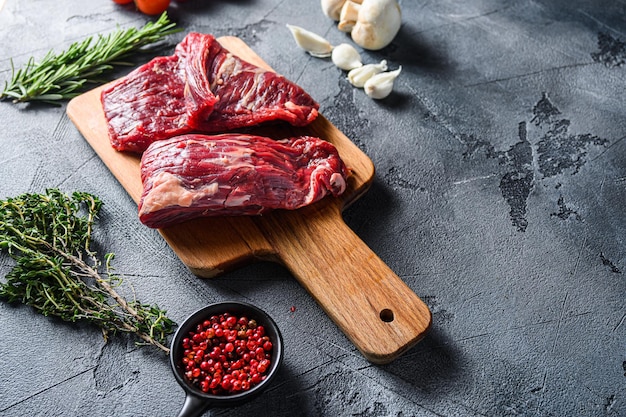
(331, 43, 363, 70)
(363, 66, 401, 99)
(347, 59, 387, 88)
(286, 24, 333, 58)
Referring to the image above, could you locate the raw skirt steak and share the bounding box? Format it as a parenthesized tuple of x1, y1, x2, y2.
(101, 33, 319, 153)
(138, 134, 349, 228)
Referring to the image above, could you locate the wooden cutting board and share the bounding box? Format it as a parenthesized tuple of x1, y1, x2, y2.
(66, 36, 431, 364)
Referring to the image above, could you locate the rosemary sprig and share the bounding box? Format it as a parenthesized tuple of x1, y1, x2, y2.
(0, 12, 181, 104)
(0, 189, 176, 353)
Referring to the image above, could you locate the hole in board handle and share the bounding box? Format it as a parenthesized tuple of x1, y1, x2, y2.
(379, 308, 394, 322)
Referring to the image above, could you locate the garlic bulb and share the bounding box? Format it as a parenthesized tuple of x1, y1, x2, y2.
(286, 24, 333, 58)
(363, 66, 401, 99)
(339, 0, 402, 50)
(347, 60, 387, 88)
(331, 43, 363, 70)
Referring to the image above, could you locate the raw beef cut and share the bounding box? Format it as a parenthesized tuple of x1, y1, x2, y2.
(194, 33, 318, 133)
(138, 134, 349, 228)
(101, 33, 319, 153)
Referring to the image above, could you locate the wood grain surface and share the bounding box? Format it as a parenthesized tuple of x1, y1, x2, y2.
(66, 36, 431, 363)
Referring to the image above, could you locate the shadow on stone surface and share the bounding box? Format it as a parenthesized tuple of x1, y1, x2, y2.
(343, 177, 398, 240)
(383, 325, 466, 398)
(383, 23, 451, 74)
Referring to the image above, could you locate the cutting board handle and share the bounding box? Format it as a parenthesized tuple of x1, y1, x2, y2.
(258, 202, 431, 364)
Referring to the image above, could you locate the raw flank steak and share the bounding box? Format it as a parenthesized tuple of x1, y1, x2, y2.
(101, 33, 319, 153)
(138, 134, 349, 228)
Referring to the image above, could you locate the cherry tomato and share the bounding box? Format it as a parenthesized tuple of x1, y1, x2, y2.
(112, 0, 133, 4)
(134, 0, 171, 15)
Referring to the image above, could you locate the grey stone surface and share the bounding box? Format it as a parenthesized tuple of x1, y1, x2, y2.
(1, 0, 625, 416)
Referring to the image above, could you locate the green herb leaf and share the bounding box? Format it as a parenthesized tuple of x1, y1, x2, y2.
(0, 189, 176, 353)
(0, 12, 181, 104)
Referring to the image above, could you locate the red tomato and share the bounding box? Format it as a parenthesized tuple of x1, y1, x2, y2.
(134, 0, 171, 15)
(112, 0, 133, 4)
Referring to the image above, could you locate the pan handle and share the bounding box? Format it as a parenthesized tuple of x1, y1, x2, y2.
(176, 393, 211, 417)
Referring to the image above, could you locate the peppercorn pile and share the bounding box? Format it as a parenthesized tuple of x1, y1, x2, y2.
(180, 312, 273, 394)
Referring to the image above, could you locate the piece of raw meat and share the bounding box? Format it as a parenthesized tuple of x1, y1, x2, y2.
(194, 33, 318, 132)
(101, 33, 319, 153)
(138, 134, 349, 228)
(99, 54, 193, 153)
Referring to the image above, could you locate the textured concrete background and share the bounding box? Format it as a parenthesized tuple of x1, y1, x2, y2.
(1, 0, 625, 416)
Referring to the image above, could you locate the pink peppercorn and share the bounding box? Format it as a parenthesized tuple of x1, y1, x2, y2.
(180, 312, 272, 395)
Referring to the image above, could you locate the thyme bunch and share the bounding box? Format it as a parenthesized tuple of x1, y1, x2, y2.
(0, 189, 176, 353)
(0, 12, 181, 104)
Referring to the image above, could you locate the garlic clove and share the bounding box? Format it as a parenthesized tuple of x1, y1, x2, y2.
(338, 0, 361, 32)
(347, 59, 387, 88)
(286, 24, 333, 58)
(363, 66, 401, 99)
(331, 43, 363, 71)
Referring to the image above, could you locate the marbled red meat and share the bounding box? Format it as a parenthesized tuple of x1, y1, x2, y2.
(138, 134, 349, 228)
(101, 33, 319, 153)
(99, 55, 192, 153)
(195, 34, 318, 132)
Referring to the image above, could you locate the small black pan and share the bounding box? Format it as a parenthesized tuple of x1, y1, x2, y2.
(169, 301, 284, 417)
